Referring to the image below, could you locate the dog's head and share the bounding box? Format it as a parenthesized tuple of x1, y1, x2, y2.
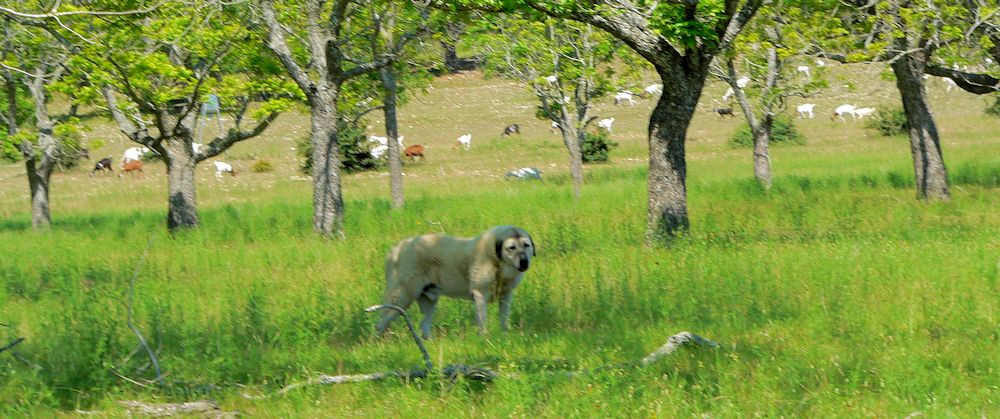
(494, 227, 535, 272)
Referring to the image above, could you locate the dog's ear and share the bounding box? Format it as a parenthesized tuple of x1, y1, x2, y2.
(495, 236, 504, 260)
(527, 233, 536, 256)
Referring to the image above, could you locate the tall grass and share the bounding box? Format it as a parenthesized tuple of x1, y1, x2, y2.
(1, 161, 999, 415)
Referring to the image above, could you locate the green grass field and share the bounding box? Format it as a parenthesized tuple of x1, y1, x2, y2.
(1, 64, 999, 416)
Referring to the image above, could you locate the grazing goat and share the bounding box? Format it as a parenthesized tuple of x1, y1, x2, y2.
(833, 104, 856, 122)
(367, 135, 405, 147)
(796, 103, 817, 119)
(614, 92, 636, 106)
(796, 65, 811, 79)
(737, 76, 750, 88)
(851, 107, 876, 120)
(91, 157, 114, 176)
(506, 167, 542, 180)
(501, 124, 520, 137)
(549, 121, 560, 134)
(404, 144, 425, 161)
(192, 142, 205, 154)
(597, 117, 615, 132)
(453, 133, 472, 150)
(714, 107, 735, 118)
(816, 59, 826, 67)
(213, 160, 236, 177)
(545, 75, 558, 84)
(370, 144, 389, 159)
(121, 160, 143, 177)
(722, 87, 735, 102)
(122, 146, 150, 164)
(644, 84, 662, 96)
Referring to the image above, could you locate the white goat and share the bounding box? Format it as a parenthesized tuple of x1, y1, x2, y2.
(851, 107, 876, 120)
(368, 135, 404, 147)
(550, 121, 560, 133)
(815, 59, 826, 67)
(737, 76, 750, 88)
(545, 75, 558, 84)
(370, 144, 389, 159)
(796, 103, 817, 119)
(122, 146, 150, 164)
(213, 160, 235, 178)
(192, 142, 205, 154)
(722, 87, 735, 102)
(454, 133, 472, 150)
(597, 117, 615, 132)
(797, 65, 811, 79)
(644, 84, 662, 96)
(833, 104, 856, 122)
(614, 92, 636, 106)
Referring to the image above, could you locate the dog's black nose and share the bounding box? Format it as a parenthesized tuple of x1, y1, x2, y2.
(518, 258, 529, 272)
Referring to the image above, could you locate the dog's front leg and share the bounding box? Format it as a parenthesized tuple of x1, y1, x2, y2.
(498, 290, 514, 331)
(471, 289, 489, 335)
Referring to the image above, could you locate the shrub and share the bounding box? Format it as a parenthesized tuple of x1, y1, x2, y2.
(729, 116, 805, 148)
(986, 96, 1000, 117)
(864, 106, 909, 136)
(252, 159, 274, 173)
(581, 131, 618, 163)
(297, 125, 379, 174)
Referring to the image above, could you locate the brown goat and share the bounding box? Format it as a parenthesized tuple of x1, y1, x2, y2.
(120, 160, 143, 177)
(404, 144, 425, 161)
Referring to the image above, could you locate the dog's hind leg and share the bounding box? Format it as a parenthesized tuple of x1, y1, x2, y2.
(417, 287, 439, 339)
(375, 285, 419, 335)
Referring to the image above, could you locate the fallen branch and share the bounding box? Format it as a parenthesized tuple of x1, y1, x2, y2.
(117, 400, 233, 417)
(242, 307, 718, 398)
(0, 337, 25, 354)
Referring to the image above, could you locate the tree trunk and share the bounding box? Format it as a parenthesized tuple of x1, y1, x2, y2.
(645, 68, 705, 243)
(163, 139, 199, 230)
(25, 158, 52, 230)
(380, 66, 405, 209)
(24, 76, 58, 230)
(752, 116, 773, 189)
(557, 123, 583, 199)
(891, 52, 950, 201)
(310, 91, 345, 238)
(5, 75, 16, 135)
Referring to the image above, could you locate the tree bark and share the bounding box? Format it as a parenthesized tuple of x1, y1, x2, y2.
(891, 52, 950, 201)
(5, 75, 16, 135)
(162, 138, 199, 230)
(380, 66, 404, 210)
(25, 158, 52, 230)
(727, 48, 778, 190)
(24, 76, 58, 230)
(310, 90, 345, 238)
(645, 66, 706, 242)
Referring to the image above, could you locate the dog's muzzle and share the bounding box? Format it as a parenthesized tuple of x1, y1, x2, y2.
(517, 257, 529, 272)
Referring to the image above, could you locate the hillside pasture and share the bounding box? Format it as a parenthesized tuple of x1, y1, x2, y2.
(1, 64, 999, 416)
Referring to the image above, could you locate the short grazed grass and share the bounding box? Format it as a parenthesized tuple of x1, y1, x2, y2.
(1, 65, 999, 416)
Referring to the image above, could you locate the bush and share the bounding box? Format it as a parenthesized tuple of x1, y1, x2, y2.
(581, 131, 618, 163)
(986, 96, 1000, 117)
(252, 159, 274, 173)
(297, 125, 380, 174)
(729, 116, 805, 148)
(864, 106, 909, 136)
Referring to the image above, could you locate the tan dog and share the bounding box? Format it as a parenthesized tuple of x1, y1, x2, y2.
(376, 225, 535, 338)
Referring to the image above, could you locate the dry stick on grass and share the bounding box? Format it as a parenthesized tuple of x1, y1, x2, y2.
(243, 306, 719, 399)
(0, 337, 25, 354)
(117, 400, 229, 417)
(116, 236, 163, 386)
